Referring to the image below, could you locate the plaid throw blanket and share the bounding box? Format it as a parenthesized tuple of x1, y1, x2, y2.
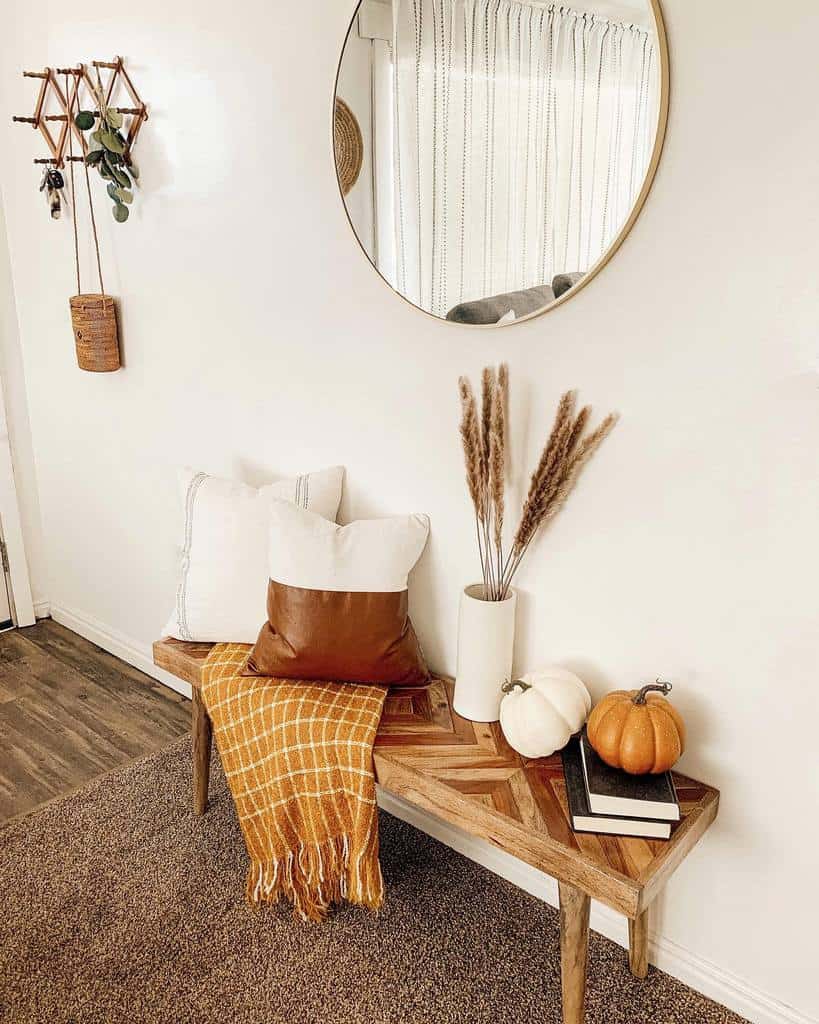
(201, 643, 387, 921)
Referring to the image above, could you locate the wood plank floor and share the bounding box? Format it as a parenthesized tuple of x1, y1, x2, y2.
(0, 619, 189, 825)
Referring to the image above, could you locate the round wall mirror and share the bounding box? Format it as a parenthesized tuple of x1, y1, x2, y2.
(333, 0, 668, 326)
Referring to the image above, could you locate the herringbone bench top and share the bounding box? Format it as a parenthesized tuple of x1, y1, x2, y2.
(153, 638, 719, 919)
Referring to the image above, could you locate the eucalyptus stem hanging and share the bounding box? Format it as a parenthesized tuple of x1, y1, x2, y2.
(74, 69, 138, 222)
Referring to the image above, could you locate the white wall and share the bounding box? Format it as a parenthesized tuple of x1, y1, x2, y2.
(0, 2, 817, 1022)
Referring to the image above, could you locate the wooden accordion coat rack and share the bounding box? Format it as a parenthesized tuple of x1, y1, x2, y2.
(13, 57, 148, 372)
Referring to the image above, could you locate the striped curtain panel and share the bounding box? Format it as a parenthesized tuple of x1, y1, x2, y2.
(391, 0, 659, 317)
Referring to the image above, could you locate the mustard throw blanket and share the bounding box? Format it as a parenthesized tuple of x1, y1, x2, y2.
(201, 643, 387, 921)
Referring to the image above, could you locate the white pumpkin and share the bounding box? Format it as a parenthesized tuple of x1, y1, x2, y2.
(500, 667, 592, 759)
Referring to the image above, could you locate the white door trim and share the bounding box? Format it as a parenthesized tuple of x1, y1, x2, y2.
(0, 378, 34, 626)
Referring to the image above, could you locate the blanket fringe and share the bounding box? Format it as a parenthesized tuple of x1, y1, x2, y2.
(247, 832, 384, 923)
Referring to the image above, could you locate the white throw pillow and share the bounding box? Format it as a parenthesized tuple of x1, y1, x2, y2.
(163, 466, 344, 643)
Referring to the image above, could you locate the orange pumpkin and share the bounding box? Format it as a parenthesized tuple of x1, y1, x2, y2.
(586, 681, 685, 775)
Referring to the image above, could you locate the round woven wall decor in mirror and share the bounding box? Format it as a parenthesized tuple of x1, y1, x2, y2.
(333, 0, 669, 327)
(334, 97, 364, 196)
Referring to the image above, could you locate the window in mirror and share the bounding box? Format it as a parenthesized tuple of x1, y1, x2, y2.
(334, 0, 668, 326)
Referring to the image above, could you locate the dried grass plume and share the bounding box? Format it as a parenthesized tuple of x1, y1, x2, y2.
(458, 376, 484, 520)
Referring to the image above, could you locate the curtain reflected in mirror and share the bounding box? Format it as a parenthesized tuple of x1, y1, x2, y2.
(335, 0, 666, 326)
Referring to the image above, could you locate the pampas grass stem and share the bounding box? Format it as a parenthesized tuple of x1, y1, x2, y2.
(490, 365, 508, 597)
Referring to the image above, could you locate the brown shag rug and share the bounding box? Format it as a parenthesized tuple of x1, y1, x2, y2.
(0, 738, 747, 1024)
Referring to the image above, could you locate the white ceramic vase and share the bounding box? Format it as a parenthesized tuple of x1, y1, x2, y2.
(453, 584, 517, 723)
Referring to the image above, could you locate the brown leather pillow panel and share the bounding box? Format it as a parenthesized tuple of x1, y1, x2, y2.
(243, 580, 430, 687)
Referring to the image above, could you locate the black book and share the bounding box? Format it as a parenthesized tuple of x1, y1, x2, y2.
(561, 737, 672, 839)
(579, 730, 680, 822)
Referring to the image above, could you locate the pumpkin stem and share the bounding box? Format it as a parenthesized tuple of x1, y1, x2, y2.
(633, 679, 672, 705)
(502, 679, 531, 694)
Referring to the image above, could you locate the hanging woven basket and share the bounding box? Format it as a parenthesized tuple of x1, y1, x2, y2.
(64, 69, 121, 373)
(69, 293, 120, 372)
(334, 97, 363, 197)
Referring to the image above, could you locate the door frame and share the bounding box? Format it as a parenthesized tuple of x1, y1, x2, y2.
(0, 378, 34, 627)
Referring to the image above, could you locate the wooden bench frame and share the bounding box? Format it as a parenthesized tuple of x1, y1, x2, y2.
(154, 638, 719, 1024)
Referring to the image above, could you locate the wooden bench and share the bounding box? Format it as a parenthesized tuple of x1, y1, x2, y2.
(154, 637, 719, 1024)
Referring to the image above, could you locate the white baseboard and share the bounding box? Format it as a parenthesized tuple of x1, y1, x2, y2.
(33, 599, 51, 619)
(44, 601, 815, 1024)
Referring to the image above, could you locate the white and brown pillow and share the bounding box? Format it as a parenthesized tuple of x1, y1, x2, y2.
(163, 466, 344, 644)
(244, 503, 431, 687)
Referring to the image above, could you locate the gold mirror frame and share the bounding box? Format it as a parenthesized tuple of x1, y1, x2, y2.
(332, 0, 670, 328)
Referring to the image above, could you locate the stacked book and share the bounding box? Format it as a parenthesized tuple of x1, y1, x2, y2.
(561, 730, 680, 840)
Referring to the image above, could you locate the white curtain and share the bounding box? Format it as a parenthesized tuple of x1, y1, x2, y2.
(390, 0, 659, 316)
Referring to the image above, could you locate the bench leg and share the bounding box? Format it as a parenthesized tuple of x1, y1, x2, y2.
(192, 688, 212, 815)
(559, 882, 590, 1024)
(628, 908, 650, 979)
